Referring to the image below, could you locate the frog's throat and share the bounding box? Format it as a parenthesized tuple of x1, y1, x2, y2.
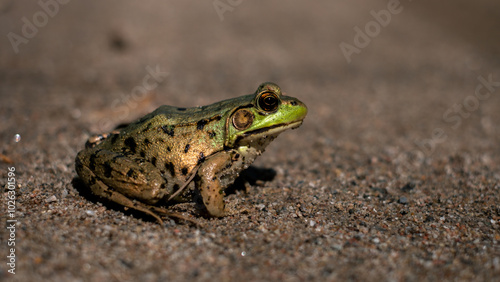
(232, 120, 303, 147)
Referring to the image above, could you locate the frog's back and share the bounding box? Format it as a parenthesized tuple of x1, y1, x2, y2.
(148, 94, 254, 125)
(97, 95, 254, 182)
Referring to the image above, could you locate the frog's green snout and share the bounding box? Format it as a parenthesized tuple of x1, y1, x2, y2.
(286, 97, 308, 122)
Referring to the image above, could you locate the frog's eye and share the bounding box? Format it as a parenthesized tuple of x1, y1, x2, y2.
(257, 92, 280, 113)
(232, 109, 254, 130)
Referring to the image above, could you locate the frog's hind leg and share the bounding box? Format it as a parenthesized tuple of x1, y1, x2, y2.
(78, 163, 198, 225)
(75, 149, 198, 225)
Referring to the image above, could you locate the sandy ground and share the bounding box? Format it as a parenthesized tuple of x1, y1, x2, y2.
(1, 1, 499, 281)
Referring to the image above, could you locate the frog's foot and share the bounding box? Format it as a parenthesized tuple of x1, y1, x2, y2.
(111, 190, 200, 225)
(198, 195, 249, 218)
(91, 180, 199, 225)
(150, 206, 201, 226)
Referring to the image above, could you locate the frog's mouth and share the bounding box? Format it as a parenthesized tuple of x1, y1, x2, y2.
(233, 120, 303, 146)
(243, 120, 303, 137)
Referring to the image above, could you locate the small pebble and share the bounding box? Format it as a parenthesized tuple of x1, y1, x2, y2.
(61, 188, 68, 198)
(398, 196, 408, 204)
(85, 210, 97, 216)
(45, 195, 57, 203)
(256, 204, 266, 210)
(401, 182, 416, 192)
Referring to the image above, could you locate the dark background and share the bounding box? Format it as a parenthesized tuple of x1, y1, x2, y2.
(1, 1, 499, 280)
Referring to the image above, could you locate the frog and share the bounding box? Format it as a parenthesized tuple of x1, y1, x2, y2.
(75, 82, 307, 224)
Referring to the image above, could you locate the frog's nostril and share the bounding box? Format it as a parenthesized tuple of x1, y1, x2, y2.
(291, 101, 298, 106)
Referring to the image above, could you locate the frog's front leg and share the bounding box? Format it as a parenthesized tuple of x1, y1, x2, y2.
(196, 150, 246, 217)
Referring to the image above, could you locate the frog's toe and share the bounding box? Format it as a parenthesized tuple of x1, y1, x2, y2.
(202, 199, 248, 218)
(150, 206, 201, 226)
